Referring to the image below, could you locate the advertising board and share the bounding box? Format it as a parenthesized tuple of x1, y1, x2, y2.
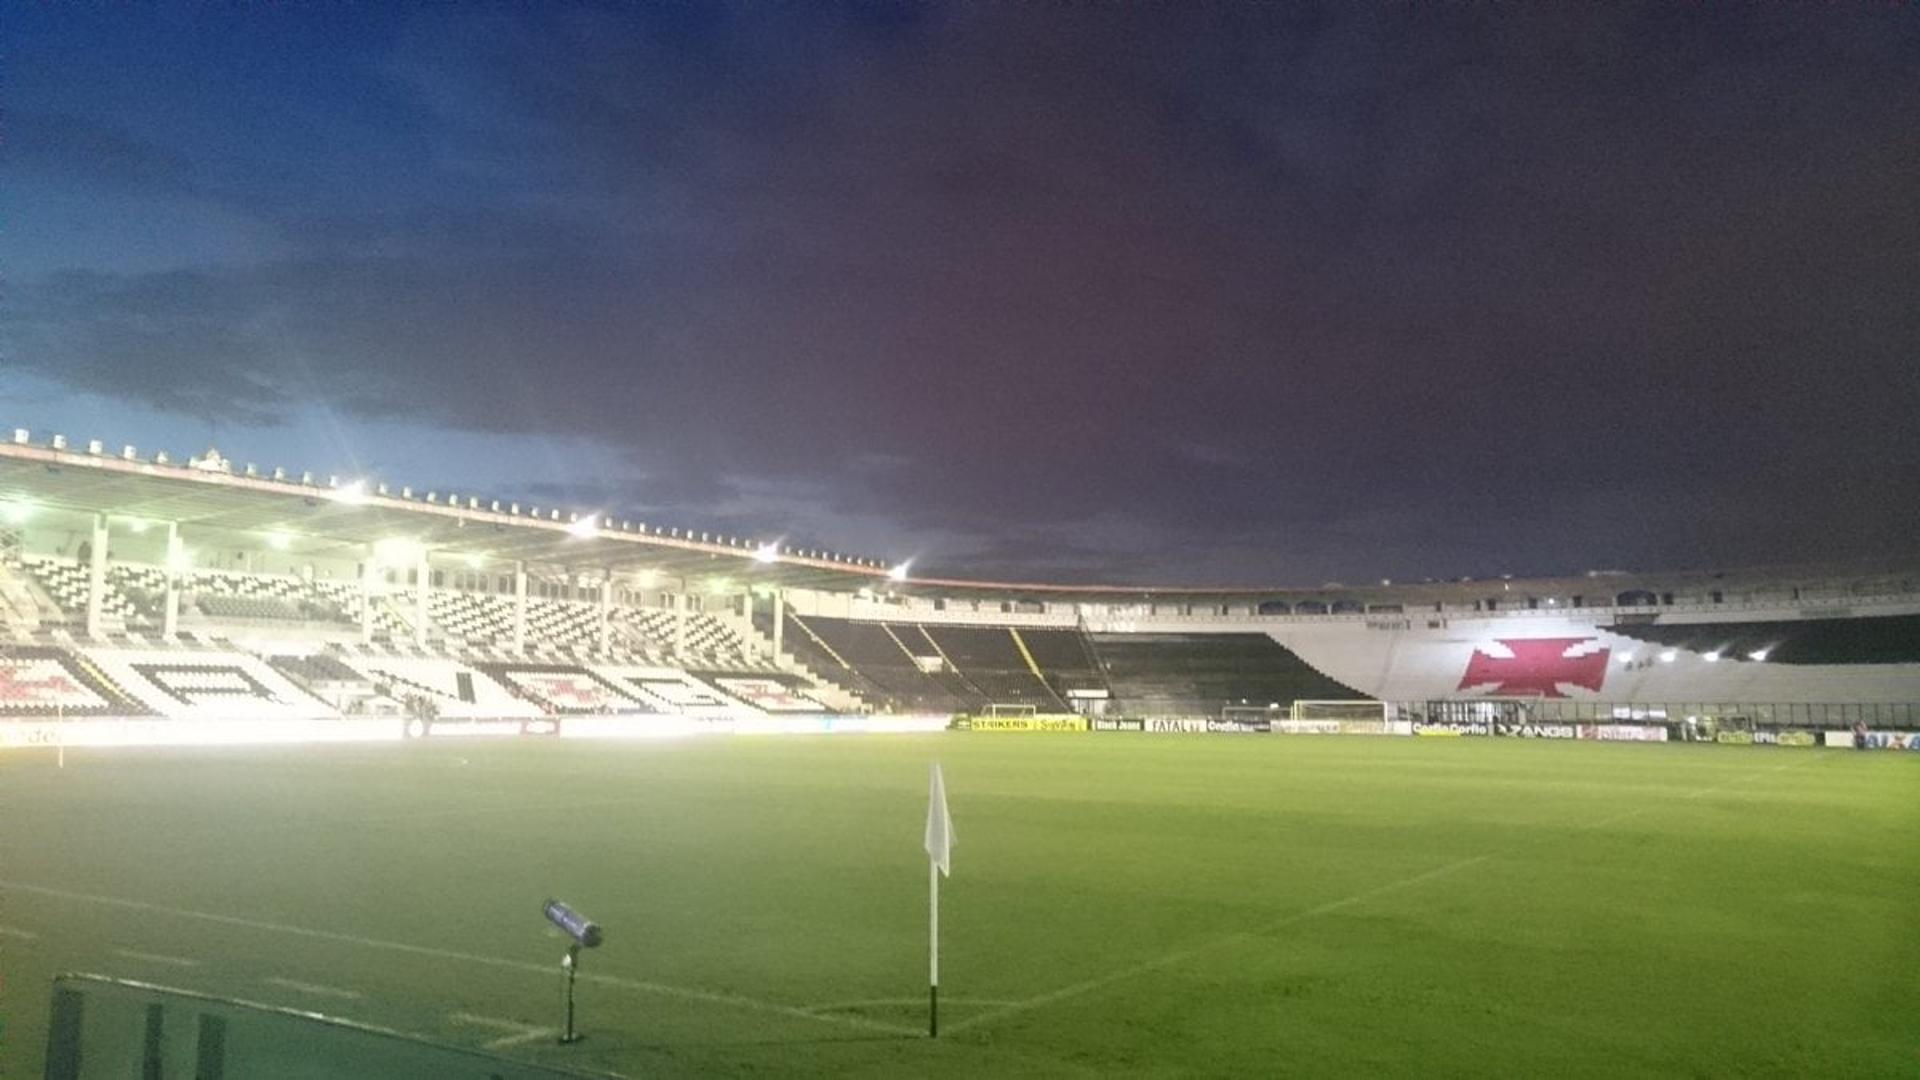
(1414, 721, 1491, 737)
(969, 715, 1089, 732)
(1494, 723, 1578, 739)
(1578, 724, 1669, 743)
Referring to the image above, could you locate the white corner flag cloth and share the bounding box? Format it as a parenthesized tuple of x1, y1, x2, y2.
(925, 762, 954, 877)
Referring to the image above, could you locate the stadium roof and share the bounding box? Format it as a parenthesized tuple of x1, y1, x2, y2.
(2, 436, 1912, 603)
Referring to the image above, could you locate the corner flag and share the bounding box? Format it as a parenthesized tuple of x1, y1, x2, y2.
(925, 762, 953, 1036)
(925, 762, 954, 876)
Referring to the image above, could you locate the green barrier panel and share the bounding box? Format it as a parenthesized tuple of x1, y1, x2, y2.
(43, 973, 604, 1079)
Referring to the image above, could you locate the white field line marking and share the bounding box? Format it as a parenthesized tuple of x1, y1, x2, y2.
(946, 853, 1491, 1035)
(264, 976, 363, 1001)
(802, 997, 1019, 1013)
(949, 754, 1824, 1035)
(0, 880, 916, 1037)
(449, 1011, 557, 1050)
(0, 925, 40, 940)
(113, 948, 200, 968)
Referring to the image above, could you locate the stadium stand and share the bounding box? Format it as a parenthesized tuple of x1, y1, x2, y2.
(1018, 626, 1110, 701)
(20, 555, 139, 627)
(1087, 632, 1365, 717)
(0, 644, 148, 716)
(1609, 614, 1920, 665)
(785, 613, 982, 713)
(81, 648, 333, 720)
(918, 625, 1065, 709)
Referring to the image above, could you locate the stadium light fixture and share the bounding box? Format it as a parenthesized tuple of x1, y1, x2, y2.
(888, 561, 911, 583)
(331, 479, 370, 506)
(126, 518, 151, 535)
(1615, 652, 1635, 666)
(567, 515, 600, 538)
(1747, 648, 1770, 662)
(464, 553, 486, 570)
(1658, 649, 1678, 664)
(753, 541, 781, 564)
(1703, 650, 1721, 662)
(0, 500, 35, 525)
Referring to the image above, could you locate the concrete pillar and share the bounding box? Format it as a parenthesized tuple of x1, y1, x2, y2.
(361, 549, 377, 645)
(414, 552, 431, 649)
(598, 570, 613, 654)
(674, 583, 689, 656)
(513, 561, 528, 654)
(85, 514, 108, 638)
(772, 588, 785, 662)
(162, 521, 182, 639)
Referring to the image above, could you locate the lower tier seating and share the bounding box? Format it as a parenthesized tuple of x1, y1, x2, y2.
(1087, 632, 1363, 717)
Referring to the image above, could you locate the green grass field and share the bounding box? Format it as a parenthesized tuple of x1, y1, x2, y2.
(2, 733, 1915, 1077)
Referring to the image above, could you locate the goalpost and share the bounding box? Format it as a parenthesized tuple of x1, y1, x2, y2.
(983, 703, 1038, 719)
(1289, 700, 1391, 724)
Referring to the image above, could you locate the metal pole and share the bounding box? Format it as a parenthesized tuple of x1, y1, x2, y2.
(560, 944, 581, 1044)
(929, 859, 939, 1037)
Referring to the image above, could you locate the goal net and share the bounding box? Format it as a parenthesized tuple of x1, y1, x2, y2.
(1290, 700, 1389, 724)
(984, 703, 1038, 718)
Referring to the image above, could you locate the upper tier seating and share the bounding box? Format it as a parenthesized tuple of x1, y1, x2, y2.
(21, 556, 139, 625)
(1087, 632, 1363, 717)
(615, 606, 760, 669)
(1610, 614, 1920, 665)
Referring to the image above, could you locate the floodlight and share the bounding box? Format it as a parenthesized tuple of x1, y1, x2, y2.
(464, 553, 486, 570)
(888, 561, 911, 582)
(753, 542, 780, 564)
(331, 479, 369, 505)
(567, 515, 599, 537)
(1615, 652, 1634, 666)
(1703, 651, 1721, 662)
(1747, 648, 1770, 662)
(543, 899, 604, 948)
(127, 518, 150, 534)
(1658, 650, 1677, 664)
(0, 501, 35, 525)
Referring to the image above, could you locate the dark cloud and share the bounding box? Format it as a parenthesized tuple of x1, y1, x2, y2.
(4, 5, 1917, 584)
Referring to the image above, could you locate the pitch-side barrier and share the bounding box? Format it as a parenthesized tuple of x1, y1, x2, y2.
(0, 713, 950, 749)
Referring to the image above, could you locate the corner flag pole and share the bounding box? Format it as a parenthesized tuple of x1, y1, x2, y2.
(929, 855, 940, 1037)
(924, 762, 953, 1038)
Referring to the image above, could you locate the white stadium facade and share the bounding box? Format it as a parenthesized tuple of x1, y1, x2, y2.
(2, 428, 1917, 749)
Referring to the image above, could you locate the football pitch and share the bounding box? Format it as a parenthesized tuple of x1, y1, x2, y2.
(2, 733, 1915, 1077)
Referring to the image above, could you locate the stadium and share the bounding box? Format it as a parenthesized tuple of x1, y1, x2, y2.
(1, 428, 1915, 1077)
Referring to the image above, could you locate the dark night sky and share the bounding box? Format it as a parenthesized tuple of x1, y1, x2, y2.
(4, 5, 1917, 586)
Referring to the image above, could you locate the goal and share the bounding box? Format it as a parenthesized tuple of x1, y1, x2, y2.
(983, 703, 1038, 718)
(1289, 700, 1390, 724)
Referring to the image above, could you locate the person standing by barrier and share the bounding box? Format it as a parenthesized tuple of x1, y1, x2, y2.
(1853, 719, 1869, 750)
